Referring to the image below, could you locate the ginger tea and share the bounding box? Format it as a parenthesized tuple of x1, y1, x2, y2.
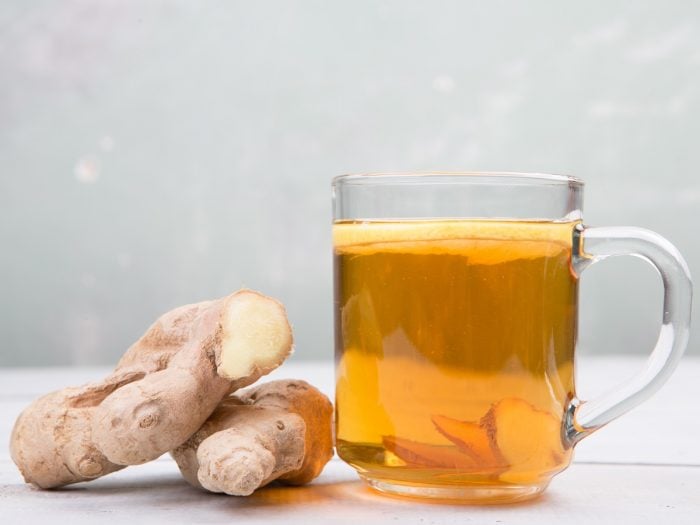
(334, 219, 578, 490)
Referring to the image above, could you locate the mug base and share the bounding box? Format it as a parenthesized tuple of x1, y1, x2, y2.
(363, 476, 549, 504)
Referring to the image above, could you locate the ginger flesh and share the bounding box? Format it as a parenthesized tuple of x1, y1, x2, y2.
(10, 289, 293, 489)
(171, 379, 334, 496)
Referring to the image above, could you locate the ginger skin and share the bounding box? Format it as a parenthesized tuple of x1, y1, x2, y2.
(10, 289, 293, 489)
(171, 379, 333, 496)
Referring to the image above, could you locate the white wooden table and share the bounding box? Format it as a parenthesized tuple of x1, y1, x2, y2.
(1, 356, 698, 524)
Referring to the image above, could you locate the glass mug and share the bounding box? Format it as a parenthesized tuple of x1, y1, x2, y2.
(332, 172, 692, 503)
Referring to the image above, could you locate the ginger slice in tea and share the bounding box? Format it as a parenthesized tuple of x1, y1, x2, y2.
(483, 397, 566, 482)
(431, 414, 506, 468)
(382, 436, 479, 469)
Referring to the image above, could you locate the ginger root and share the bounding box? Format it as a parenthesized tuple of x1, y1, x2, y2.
(430, 397, 567, 482)
(382, 436, 479, 470)
(431, 414, 506, 469)
(10, 289, 293, 489)
(172, 379, 333, 496)
(483, 398, 565, 483)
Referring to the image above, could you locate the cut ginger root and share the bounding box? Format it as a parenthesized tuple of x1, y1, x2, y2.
(382, 436, 479, 470)
(430, 398, 567, 482)
(172, 379, 333, 496)
(10, 289, 293, 489)
(431, 415, 506, 469)
(484, 398, 565, 483)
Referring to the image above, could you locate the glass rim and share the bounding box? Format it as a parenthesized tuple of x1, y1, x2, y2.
(332, 171, 584, 187)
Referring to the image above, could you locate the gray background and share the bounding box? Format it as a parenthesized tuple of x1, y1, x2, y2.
(1, 0, 697, 366)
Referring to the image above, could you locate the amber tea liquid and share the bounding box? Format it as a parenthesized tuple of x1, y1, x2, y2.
(334, 220, 578, 493)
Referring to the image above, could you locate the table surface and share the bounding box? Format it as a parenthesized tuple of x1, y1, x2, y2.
(1, 356, 698, 524)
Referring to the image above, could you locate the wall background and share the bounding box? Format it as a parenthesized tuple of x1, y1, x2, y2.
(1, 0, 698, 366)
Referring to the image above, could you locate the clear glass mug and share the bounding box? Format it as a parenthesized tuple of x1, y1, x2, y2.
(332, 172, 692, 503)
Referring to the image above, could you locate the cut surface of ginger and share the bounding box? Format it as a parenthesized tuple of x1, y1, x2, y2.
(218, 291, 293, 380)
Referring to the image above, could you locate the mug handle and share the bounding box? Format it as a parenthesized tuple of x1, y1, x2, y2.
(565, 224, 693, 445)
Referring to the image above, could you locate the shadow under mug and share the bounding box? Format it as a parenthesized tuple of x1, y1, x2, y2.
(332, 172, 692, 503)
